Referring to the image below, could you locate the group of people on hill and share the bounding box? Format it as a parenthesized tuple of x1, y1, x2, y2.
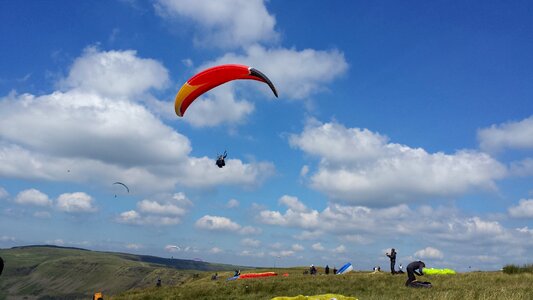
(305, 264, 338, 275)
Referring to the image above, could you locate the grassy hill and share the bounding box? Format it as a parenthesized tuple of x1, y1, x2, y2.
(0, 245, 247, 300)
(112, 268, 533, 300)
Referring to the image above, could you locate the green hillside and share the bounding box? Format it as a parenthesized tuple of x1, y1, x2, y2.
(112, 268, 533, 300)
(0, 245, 246, 300)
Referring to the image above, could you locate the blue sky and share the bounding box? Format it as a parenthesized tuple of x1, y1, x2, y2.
(1, 0, 533, 272)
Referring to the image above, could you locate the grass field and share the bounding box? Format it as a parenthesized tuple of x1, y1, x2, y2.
(112, 268, 533, 300)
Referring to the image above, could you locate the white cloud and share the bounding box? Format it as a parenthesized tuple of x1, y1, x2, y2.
(15, 189, 52, 206)
(154, 0, 278, 49)
(414, 247, 443, 259)
(516, 227, 533, 235)
(204, 45, 348, 100)
(259, 195, 319, 229)
(478, 116, 533, 153)
(226, 198, 240, 208)
(56, 192, 97, 213)
(290, 120, 507, 206)
(117, 210, 182, 226)
(312, 243, 325, 251)
(182, 85, 254, 127)
(508, 199, 533, 218)
(117, 193, 192, 226)
(241, 238, 260, 247)
(0, 48, 274, 193)
(333, 245, 346, 254)
(138, 200, 186, 216)
(59, 46, 169, 98)
(278, 195, 307, 212)
(183, 45, 348, 126)
(195, 215, 241, 232)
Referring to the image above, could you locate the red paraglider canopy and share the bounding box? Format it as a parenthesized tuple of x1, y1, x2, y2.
(174, 64, 278, 117)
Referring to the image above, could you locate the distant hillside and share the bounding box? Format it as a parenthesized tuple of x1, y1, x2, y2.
(0, 245, 248, 300)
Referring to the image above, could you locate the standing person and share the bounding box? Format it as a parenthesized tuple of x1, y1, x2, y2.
(0, 256, 4, 276)
(333, 266, 337, 274)
(386, 248, 397, 274)
(325, 265, 330, 275)
(405, 261, 426, 287)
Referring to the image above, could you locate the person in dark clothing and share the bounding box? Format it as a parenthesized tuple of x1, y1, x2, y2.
(216, 151, 227, 168)
(310, 264, 317, 275)
(405, 261, 426, 287)
(333, 267, 337, 274)
(0, 256, 4, 276)
(386, 248, 397, 274)
(325, 265, 330, 275)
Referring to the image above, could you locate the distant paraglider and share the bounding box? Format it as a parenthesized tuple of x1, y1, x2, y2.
(113, 182, 130, 198)
(174, 64, 278, 117)
(216, 151, 227, 168)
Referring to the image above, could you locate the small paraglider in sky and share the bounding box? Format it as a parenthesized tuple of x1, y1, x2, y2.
(174, 64, 278, 117)
(216, 151, 227, 168)
(113, 182, 130, 198)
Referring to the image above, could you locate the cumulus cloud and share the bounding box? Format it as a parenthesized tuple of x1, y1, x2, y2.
(182, 45, 348, 126)
(0, 48, 274, 193)
(278, 195, 307, 212)
(290, 120, 507, 206)
(195, 215, 259, 235)
(15, 189, 52, 206)
(204, 45, 348, 100)
(333, 245, 346, 254)
(257, 199, 520, 257)
(56, 192, 97, 213)
(59, 46, 169, 98)
(117, 192, 192, 225)
(312, 243, 324, 251)
(414, 247, 443, 259)
(154, 0, 278, 49)
(478, 116, 533, 153)
(508, 199, 533, 218)
(259, 195, 319, 229)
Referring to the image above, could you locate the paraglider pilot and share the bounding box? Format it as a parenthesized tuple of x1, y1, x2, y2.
(386, 248, 397, 274)
(405, 260, 425, 287)
(216, 151, 227, 168)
